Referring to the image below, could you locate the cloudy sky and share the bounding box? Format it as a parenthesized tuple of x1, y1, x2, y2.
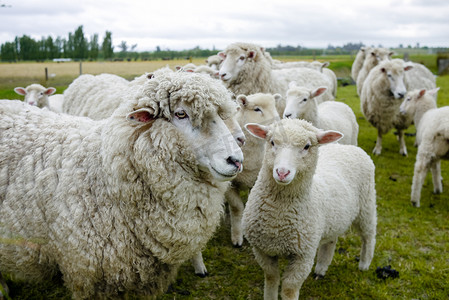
(0, 0, 448, 52)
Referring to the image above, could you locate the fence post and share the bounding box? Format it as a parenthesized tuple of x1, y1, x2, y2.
(79, 61, 82, 75)
(45, 67, 48, 81)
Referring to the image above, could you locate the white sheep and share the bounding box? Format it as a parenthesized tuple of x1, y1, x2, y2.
(356, 47, 394, 96)
(218, 43, 334, 110)
(351, 47, 371, 82)
(399, 88, 446, 207)
(283, 83, 358, 145)
(14, 83, 63, 112)
(0, 71, 244, 299)
(361, 58, 413, 156)
(205, 54, 224, 70)
(242, 119, 377, 300)
(404, 62, 437, 97)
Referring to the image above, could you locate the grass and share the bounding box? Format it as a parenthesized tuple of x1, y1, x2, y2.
(1, 57, 449, 299)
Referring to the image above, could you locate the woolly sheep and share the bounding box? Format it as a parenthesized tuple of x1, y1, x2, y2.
(217, 42, 334, 109)
(351, 47, 371, 82)
(242, 119, 377, 300)
(360, 58, 413, 155)
(404, 62, 437, 98)
(356, 47, 394, 96)
(205, 54, 223, 70)
(14, 83, 62, 112)
(399, 88, 445, 207)
(0, 71, 244, 299)
(283, 83, 358, 145)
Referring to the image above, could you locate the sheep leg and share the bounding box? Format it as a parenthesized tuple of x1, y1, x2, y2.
(225, 187, 244, 247)
(190, 251, 208, 277)
(431, 160, 443, 194)
(0, 272, 9, 298)
(397, 129, 408, 156)
(314, 239, 337, 277)
(373, 132, 383, 155)
(253, 247, 279, 300)
(411, 152, 431, 207)
(281, 252, 315, 300)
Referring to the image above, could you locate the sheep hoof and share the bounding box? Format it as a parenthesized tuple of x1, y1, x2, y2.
(233, 243, 243, 248)
(314, 274, 325, 280)
(411, 201, 420, 208)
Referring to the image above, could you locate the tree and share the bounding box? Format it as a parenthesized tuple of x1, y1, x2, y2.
(102, 31, 114, 60)
(73, 25, 88, 59)
(89, 33, 99, 60)
(0, 41, 17, 61)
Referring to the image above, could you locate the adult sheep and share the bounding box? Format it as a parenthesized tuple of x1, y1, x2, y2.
(14, 83, 63, 112)
(217, 42, 334, 109)
(283, 83, 358, 145)
(242, 119, 377, 300)
(361, 58, 413, 156)
(399, 88, 446, 207)
(0, 71, 244, 299)
(351, 46, 371, 82)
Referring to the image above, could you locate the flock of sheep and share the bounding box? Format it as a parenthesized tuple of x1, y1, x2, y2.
(0, 42, 445, 299)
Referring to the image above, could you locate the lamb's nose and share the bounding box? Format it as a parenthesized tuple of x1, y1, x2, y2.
(276, 168, 291, 181)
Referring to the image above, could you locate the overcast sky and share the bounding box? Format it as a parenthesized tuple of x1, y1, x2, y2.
(0, 0, 448, 52)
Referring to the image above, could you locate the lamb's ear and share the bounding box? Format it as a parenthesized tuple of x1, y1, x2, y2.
(236, 94, 248, 107)
(389, 51, 395, 57)
(245, 123, 269, 140)
(14, 87, 27, 95)
(322, 62, 330, 68)
(404, 64, 413, 71)
(218, 52, 226, 59)
(311, 87, 327, 98)
(316, 130, 343, 145)
(45, 87, 56, 95)
(126, 108, 156, 124)
(273, 93, 282, 103)
(427, 87, 440, 97)
(417, 89, 426, 99)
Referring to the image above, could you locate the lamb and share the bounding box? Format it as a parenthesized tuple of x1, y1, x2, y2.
(360, 58, 413, 155)
(399, 88, 446, 207)
(217, 42, 334, 108)
(283, 83, 358, 145)
(14, 83, 63, 112)
(242, 119, 377, 300)
(351, 47, 371, 82)
(0, 71, 244, 299)
(356, 47, 394, 96)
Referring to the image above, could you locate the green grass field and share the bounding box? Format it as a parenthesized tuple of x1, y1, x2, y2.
(0, 56, 448, 299)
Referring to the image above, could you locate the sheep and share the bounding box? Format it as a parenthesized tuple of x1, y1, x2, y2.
(356, 47, 394, 96)
(205, 54, 223, 70)
(242, 119, 377, 300)
(351, 46, 371, 82)
(14, 83, 62, 112)
(360, 58, 413, 156)
(399, 88, 445, 207)
(0, 71, 244, 299)
(283, 83, 358, 145)
(404, 62, 437, 98)
(217, 42, 334, 110)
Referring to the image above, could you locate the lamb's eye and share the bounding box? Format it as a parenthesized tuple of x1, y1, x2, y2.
(254, 107, 262, 113)
(175, 110, 188, 119)
(304, 143, 310, 150)
(302, 98, 307, 102)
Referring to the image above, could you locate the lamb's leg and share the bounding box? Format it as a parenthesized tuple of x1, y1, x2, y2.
(0, 272, 9, 299)
(225, 187, 244, 247)
(281, 252, 315, 300)
(373, 132, 382, 155)
(191, 251, 208, 277)
(411, 152, 431, 207)
(314, 239, 337, 277)
(253, 247, 279, 300)
(397, 129, 408, 156)
(431, 160, 443, 194)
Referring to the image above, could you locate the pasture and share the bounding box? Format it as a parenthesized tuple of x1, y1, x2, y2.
(0, 56, 448, 299)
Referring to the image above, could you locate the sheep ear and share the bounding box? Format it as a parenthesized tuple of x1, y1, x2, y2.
(389, 51, 395, 57)
(427, 87, 440, 96)
(322, 62, 330, 68)
(14, 87, 27, 95)
(288, 81, 297, 89)
(248, 51, 256, 59)
(245, 123, 269, 140)
(273, 93, 282, 103)
(218, 52, 226, 59)
(311, 87, 327, 98)
(236, 94, 248, 107)
(45, 87, 56, 95)
(418, 89, 426, 99)
(316, 130, 343, 144)
(126, 108, 156, 124)
(404, 64, 413, 71)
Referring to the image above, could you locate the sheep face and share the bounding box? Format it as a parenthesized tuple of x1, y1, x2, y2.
(380, 60, 412, 99)
(399, 88, 440, 116)
(245, 119, 342, 185)
(218, 48, 257, 82)
(236, 93, 280, 127)
(14, 84, 56, 108)
(283, 85, 327, 119)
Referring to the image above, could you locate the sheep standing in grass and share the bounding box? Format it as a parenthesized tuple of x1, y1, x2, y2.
(356, 47, 394, 95)
(361, 59, 413, 155)
(351, 46, 371, 82)
(283, 83, 358, 145)
(0, 71, 244, 299)
(242, 119, 377, 300)
(399, 88, 446, 207)
(14, 83, 63, 112)
(218, 42, 334, 108)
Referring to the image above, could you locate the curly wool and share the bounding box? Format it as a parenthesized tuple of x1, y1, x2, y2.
(0, 71, 234, 299)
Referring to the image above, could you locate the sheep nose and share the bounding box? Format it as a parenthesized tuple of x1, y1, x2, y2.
(220, 73, 227, 79)
(236, 136, 246, 147)
(227, 156, 243, 172)
(276, 168, 291, 181)
(398, 92, 405, 99)
(284, 113, 292, 119)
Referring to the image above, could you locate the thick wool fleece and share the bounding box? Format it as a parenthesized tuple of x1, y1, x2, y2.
(0, 71, 234, 299)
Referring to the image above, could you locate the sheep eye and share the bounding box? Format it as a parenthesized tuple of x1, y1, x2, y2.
(304, 143, 310, 150)
(406, 97, 411, 101)
(302, 98, 307, 102)
(271, 140, 275, 146)
(254, 107, 262, 113)
(175, 110, 188, 119)
(239, 56, 245, 61)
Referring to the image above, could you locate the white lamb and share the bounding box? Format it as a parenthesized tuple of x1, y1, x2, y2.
(283, 83, 358, 145)
(218, 42, 334, 108)
(351, 47, 371, 82)
(14, 83, 63, 112)
(242, 119, 377, 300)
(361, 58, 413, 156)
(399, 88, 446, 207)
(0, 71, 244, 299)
